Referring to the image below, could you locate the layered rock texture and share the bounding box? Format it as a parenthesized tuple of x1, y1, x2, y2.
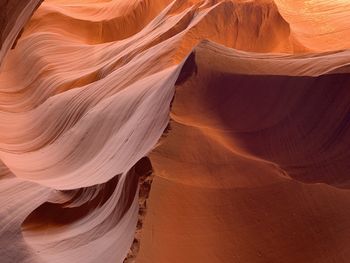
(0, 0, 350, 263)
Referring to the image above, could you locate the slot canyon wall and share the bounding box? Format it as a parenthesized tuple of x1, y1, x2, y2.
(0, 1, 350, 262)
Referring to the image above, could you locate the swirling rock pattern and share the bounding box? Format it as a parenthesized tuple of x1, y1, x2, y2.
(0, 0, 43, 66)
(0, 0, 350, 263)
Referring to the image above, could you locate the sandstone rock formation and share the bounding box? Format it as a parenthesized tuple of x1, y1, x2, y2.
(0, 1, 349, 263)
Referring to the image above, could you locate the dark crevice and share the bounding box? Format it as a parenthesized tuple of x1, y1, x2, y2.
(124, 157, 153, 263)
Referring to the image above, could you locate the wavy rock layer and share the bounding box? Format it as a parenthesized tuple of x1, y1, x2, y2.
(0, 0, 350, 263)
(138, 42, 350, 263)
(0, 0, 43, 66)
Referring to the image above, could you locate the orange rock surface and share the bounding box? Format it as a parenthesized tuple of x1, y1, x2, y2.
(0, 1, 349, 263)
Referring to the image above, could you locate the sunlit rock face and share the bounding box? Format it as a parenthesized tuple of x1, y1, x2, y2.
(0, 1, 350, 263)
(0, 0, 43, 65)
(275, 0, 350, 51)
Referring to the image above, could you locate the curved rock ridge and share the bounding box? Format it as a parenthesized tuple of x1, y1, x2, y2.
(0, 0, 350, 263)
(138, 41, 350, 263)
(274, 0, 350, 51)
(0, 0, 43, 66)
